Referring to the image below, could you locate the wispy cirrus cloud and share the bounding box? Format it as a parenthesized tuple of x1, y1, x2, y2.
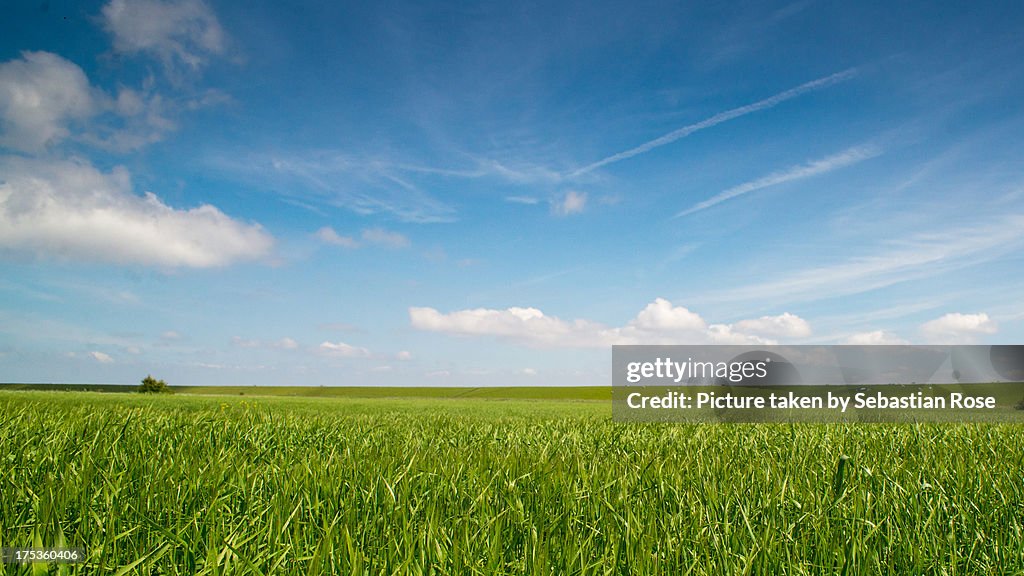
(315, 227, 410, 249)
(812, 298, 952, 335)
(709, 213, 1024, 306)
(209, 67, 860, 224)
(674, 145, 881, 217)
(570, 69, 857, 177)
(219, 153, 457, 223)
(505, 196, 540, 205)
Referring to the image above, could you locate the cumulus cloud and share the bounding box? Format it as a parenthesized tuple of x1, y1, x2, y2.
(845, 330, 909, 345)
(319, 341, 371, 358)
(90, 351, 114, 363)
(396, 350, 413, 361)
(6, 64, 227, 152)
(920, 313, 997, 344)
(0, 51, 181, 153)
(631, 298, 706, 332)
(410, 306, 580, 344)
(552, 190, 587, 216)
(409, 298, 809, 348)
(102, 0, 226, 73)
(315, 226, 409, 249)
(0, 156, 274, 267)
(732, 312, 812, 339)
(0, 52, 96, 151)
(704, 319, 774, 342)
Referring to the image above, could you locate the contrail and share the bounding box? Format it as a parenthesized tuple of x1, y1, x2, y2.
(674, 144, 881, 218)
(570, 69, 857, 177)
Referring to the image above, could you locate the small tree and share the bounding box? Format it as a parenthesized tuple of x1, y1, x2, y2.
(139, 375, 171, 394)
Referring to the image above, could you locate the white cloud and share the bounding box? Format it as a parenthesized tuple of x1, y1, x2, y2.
(520, 368, 538, 376)
(409, 306, 573, 341)
(0, 51, 96, 151)
(0, 156, 274, 267)
(703, 324, 770, 345)
(845, 330, 909, 345)
(315, 227, 358, 248)
(505, 196, 540, 205)
(231, 336, 260, 348)
(85, 86, 177, 152)
(711, 214, 1024, 307)
(552, 190, 587, 216)
(90, 351, 114, 363)
(0, 51, 184, 153)
(732, 312, 812, 338)
(571, 69, 856, 176)
(396, 350, 413, 361)
(231, 336, 299, 350)
(409, 298, 808, 348)
(631, 298, 706, 332)
(361, 228, 410, 248)
(675, 145, 880, 217)
(101, 0, 225, 72)
(319, 341, 371, 358)
(920, 313, 997, 344)
(276, 337, 299, 350)
(229, 153, 456, 223)
(315, 226, 409, 249)
(469, 158, 563, 185)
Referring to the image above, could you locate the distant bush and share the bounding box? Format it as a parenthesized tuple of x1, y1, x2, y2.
(139, 375, 171, 394)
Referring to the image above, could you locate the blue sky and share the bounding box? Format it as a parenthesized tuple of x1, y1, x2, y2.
(1, 0, 1023, 386)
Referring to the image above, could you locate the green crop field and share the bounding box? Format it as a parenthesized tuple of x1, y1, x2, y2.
(1, 389, 1023, 575)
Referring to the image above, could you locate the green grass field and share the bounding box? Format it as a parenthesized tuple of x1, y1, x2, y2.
(1, 389, 1023, 574)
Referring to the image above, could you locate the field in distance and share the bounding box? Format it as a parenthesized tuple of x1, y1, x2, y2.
(0, 382, 611, 401)
(1, 389, 1022, 574)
